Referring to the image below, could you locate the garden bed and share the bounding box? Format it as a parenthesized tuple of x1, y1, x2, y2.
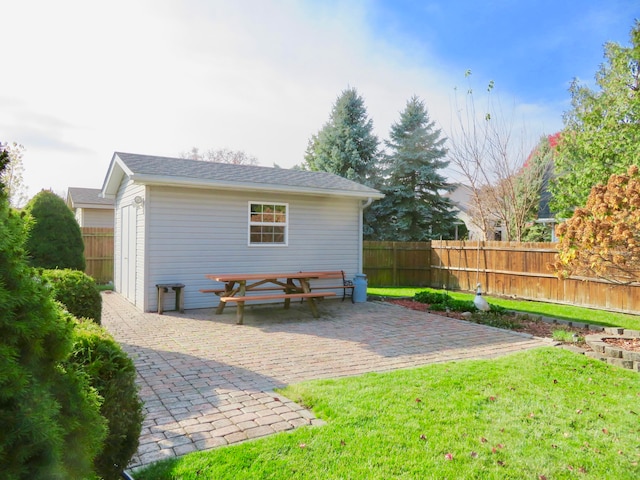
(385, 298, 592, 343)
(387, 298, 640, 372)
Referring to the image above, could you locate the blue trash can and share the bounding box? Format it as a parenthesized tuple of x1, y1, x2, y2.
(353, 274, 368, 303)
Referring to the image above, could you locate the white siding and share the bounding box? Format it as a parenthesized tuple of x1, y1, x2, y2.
(113, 180, 146, 309)
(81, 208, 114, 228)
(145, 186, 363, 311)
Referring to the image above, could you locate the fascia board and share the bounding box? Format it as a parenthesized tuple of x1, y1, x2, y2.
(129, 174, 385, 200)
(100, 154, 134, 198)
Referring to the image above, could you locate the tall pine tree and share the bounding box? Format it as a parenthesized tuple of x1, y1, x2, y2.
(370, 96, 456, 240)
(304, 88, 380, 186)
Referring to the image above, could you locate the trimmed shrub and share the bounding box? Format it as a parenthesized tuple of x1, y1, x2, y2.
(0, 147, 106, 479)
(430, 299, 477, 313)
(413, 290, 451, 305)
(40, 268, 102, 324)
(23, 190, 86, 271)
(69, 320, 144, 480)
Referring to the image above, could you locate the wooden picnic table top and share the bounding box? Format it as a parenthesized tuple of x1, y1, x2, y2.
(204, 271, 336, 325)
(205, 272, 329, 282)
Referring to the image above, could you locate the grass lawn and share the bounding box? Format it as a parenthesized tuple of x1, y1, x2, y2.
(135, 349, 640, 479)
(368, 286, 640, 331)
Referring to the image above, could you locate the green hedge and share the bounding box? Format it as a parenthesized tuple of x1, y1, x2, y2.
(40, 269, 102, 324)
(23, 190, 86, 271)
(69, 320, 144, 479)
(1, 148, 106, 478)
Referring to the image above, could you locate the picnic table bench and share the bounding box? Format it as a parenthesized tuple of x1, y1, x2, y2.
(301, 270, 355, 302)
(202, 272, 337, 325)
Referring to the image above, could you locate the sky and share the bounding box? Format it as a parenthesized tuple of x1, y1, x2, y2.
(1, 0, 638, 200)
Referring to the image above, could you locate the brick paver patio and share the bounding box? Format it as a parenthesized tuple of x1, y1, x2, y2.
(101, 292, 550, 470)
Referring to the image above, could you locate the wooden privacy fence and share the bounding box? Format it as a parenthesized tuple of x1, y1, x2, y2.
(363, 241, 432, 287)
(363, 240, 640, 315)
(81, 227, 114, 284)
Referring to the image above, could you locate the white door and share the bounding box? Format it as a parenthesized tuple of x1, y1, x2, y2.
(120, 205, 137, 302)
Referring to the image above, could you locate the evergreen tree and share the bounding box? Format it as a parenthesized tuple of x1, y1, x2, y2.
(550, 21, 640, 217)
(24, 190, 86, 270)
(304, 87, 380, 186)
(370, 96, 456, 240)
(0, 144, 106, 479)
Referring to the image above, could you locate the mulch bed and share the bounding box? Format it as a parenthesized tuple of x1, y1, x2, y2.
(385, 298, 592, 341)
(602, 337, 640, 352)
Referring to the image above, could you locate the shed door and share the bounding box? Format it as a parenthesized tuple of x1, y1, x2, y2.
(120, 205, 137, 302)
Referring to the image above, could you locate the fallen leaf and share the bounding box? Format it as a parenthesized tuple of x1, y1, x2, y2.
(444, 453, 453, 461)
(470, 451, 478, 458)
(553, 379, 558, 384)
(299, 443, 306, 449)
(481, 437, 488, 443)
(496, 444, 504, 449)
(273, 397, 280, 402)
(551, 444, 558, 449)
(340, 440, 346, 446)
(420, 434, 427, 441)
(618, 450, 624, 455)
(415, 398, 422, 403)
(497, 460, 505, 466)
(578, 467, 587, 473)
(529, 413, 535, 418)
(602, 428, 609, 434)
(492, 447, 497, 454)
(539, 475, 548, 480)
(489, 396, 497, 402)
(576, 409, 583, 414)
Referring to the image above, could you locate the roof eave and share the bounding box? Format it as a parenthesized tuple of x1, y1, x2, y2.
(73, 203, 114, 209)
(101, 153, 133, 199)
(130, 174, 385, 199)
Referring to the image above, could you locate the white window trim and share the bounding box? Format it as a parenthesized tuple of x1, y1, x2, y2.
(247, 201, 289, 247)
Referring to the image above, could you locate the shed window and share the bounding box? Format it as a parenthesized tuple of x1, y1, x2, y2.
(249, 202, 288, 245)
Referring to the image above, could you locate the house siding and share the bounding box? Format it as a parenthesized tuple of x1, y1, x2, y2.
(145, 186, 362, 311)
(113, 180, 146, 309)
(80, 208, 114, 228)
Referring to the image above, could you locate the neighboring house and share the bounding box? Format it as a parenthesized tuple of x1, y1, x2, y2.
(100, 152, 384, 312)
(66, 187, 115, 227)
(445, 184, 504, 241)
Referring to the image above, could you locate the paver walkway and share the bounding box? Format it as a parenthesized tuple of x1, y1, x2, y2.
(101, 292, 551, 470)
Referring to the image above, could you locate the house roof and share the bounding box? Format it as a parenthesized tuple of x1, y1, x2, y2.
(67, 187, 114, 209)
(101, 152, 384, 200)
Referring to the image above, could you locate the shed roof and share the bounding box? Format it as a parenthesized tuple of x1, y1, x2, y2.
(101, 152, 384, 199)
(67, 187, 114, 208)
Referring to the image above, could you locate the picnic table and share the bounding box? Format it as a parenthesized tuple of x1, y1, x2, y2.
(203, 272, 337, 324)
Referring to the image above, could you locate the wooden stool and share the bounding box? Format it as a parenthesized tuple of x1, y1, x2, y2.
(156, 283, 185, 314)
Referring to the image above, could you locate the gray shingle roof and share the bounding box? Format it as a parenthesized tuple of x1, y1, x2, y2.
(114, 152, 382, 197)
(68, 187, 114, 207)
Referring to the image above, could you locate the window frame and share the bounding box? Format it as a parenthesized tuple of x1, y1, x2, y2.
(247, 201, 289, 247)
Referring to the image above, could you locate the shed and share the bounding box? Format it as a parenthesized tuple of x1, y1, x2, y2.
(100, 152, 384, 312)
(66, 187, 115, 227)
